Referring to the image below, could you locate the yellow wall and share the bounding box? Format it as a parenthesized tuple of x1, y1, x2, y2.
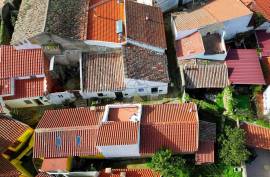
(7, 128, 34, 152)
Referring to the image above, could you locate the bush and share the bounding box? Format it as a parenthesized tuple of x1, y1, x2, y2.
(223, 87, 234, 114)
(150, 149, 189, 177)
(219, 127, 251, 166)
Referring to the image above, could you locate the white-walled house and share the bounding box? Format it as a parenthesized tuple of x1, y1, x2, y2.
(0, 45, 76, 109)
(263, 86, 270, 117)
(80, 45, 169, 99)
(171, 0, 253, 42)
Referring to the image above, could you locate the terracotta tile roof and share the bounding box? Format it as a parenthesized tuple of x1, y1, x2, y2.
(0, 45, 46, 79)
(125, 1, 166, 49)
(123, 45, 169, 82)
(195, 141, 215, 165)
(11, 0, 49, 44)
(34, 108, 103, 158)
(142, 103, 198, 123)
(41, 158, 68, 172)
(97, 122, 139, 146)
(34, 127, 99, 158)
(12, 0, 89, 43)
(179, 59, 230, 88)
(0, 156, 21, 177)
(99, 169, 159, 177)
(251, 0, 270, 20)
(45, 0, 89, 40)
(3, 78, 45, 100)
(172, 0, 252, 31)
(0, 78, 12, 96)
(37, 108, 103, 129)
(176, 32, 205, 58)
(87, 0, 125, 42)
(140, 103, 199, 155)
(261, 57, 270, 84)
(0, 115, 29, 153)
(256, 30, 270, 57)
(36, 173, 52, 177)
(241, 122, 270, 150)
(82, 51, 126, 92)
(226, 49, 266, 85)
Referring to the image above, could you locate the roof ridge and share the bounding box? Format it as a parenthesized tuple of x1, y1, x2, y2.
(141, 121, 199, 125)
(35, 125, 99, 133)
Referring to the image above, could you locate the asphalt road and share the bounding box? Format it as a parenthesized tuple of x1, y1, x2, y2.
(246, 149, 270, 177)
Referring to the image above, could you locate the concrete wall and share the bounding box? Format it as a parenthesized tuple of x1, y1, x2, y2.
(4, 96, 50, 108)
(80, 79, 168, 99)
(47, 91, 76, 104)
(263, 86, 270, 116)
(97, 144, 140, 158)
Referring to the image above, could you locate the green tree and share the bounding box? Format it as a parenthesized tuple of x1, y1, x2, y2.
(150, 149, 189, 177)
(219, 127, 250, 166)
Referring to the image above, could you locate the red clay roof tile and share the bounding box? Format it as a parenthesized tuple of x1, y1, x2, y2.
(97, 121, 139, 146)
(241, 122, 270, 150)
(0, 45, 46, 79)
(87, 0, 125, 42)
(3, 78, 45, 100)
(226, 49, 265, 85)
(195, 141, 215, 165)
(0, 115, 30, 153)
(261, 57, 270, 84)
(41, 158, 68, 172)
(99, 169, 159, 177)
(0, 78, 12, 96)
(252, 0, 270, 20)
(0, 156, 21, 177)
(125, 1, 166, 49)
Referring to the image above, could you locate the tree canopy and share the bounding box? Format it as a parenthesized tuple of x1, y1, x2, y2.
(150, 149, 189, 177)
(219, 126, 250, 166)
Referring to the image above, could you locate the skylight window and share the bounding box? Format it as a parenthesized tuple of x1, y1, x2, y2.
(56, 136, 62, 148)
(76, 136, 81, 146)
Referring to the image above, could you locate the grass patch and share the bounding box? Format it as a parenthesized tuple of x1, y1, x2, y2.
(127, 163, 150, 169)
(191, 164, 241, 177)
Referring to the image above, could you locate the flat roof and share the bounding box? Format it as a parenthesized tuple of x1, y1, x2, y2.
(108, 107, 139, 122)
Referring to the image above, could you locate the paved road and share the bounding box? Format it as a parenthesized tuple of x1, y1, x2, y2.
(246, 149, 270, 177)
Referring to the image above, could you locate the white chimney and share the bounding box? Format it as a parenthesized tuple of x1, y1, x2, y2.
(105, 168, 112, 174)
(120, 172, 126, 177)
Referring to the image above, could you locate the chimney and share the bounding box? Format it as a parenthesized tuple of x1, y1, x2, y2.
(120, 172, 126, 177)
(105, 168, 112, 174)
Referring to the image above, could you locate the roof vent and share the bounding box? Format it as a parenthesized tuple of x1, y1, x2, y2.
(120, 172, 126, 177)
(129, 113, 139, 122)
(105, 168, 112, 174)
(145, 16, 149, 21)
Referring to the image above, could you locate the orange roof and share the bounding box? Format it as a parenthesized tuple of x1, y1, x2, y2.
(261, 57, 270, 84)
(195, 141, 215, 165)
(140, 103, 199, 155)
(0, 115, 30, 153)
(97, 122, 139, 146)
(87, 0, 125, 42)
(176, 32, 205, 58)
(99, 169, 159, 177)
(41, 158, 68, 172)
(252, 0, 270, 20)
(241, 123, 270, 150)
(108, 107, 138, 122)
(0, 156, 21, 177)
(3, 78, 45, 100)
(173, 0, 252, 31)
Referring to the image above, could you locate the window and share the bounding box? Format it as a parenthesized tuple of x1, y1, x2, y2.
(138, 88, 144, 92)
(76, 136, 81, 146)
(151, 87, 158, 93)
(58, 95, 64, 98)
(97, 93, 104, 97)
(56, 136, 62, 148)
(24, 100, 32, 104)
